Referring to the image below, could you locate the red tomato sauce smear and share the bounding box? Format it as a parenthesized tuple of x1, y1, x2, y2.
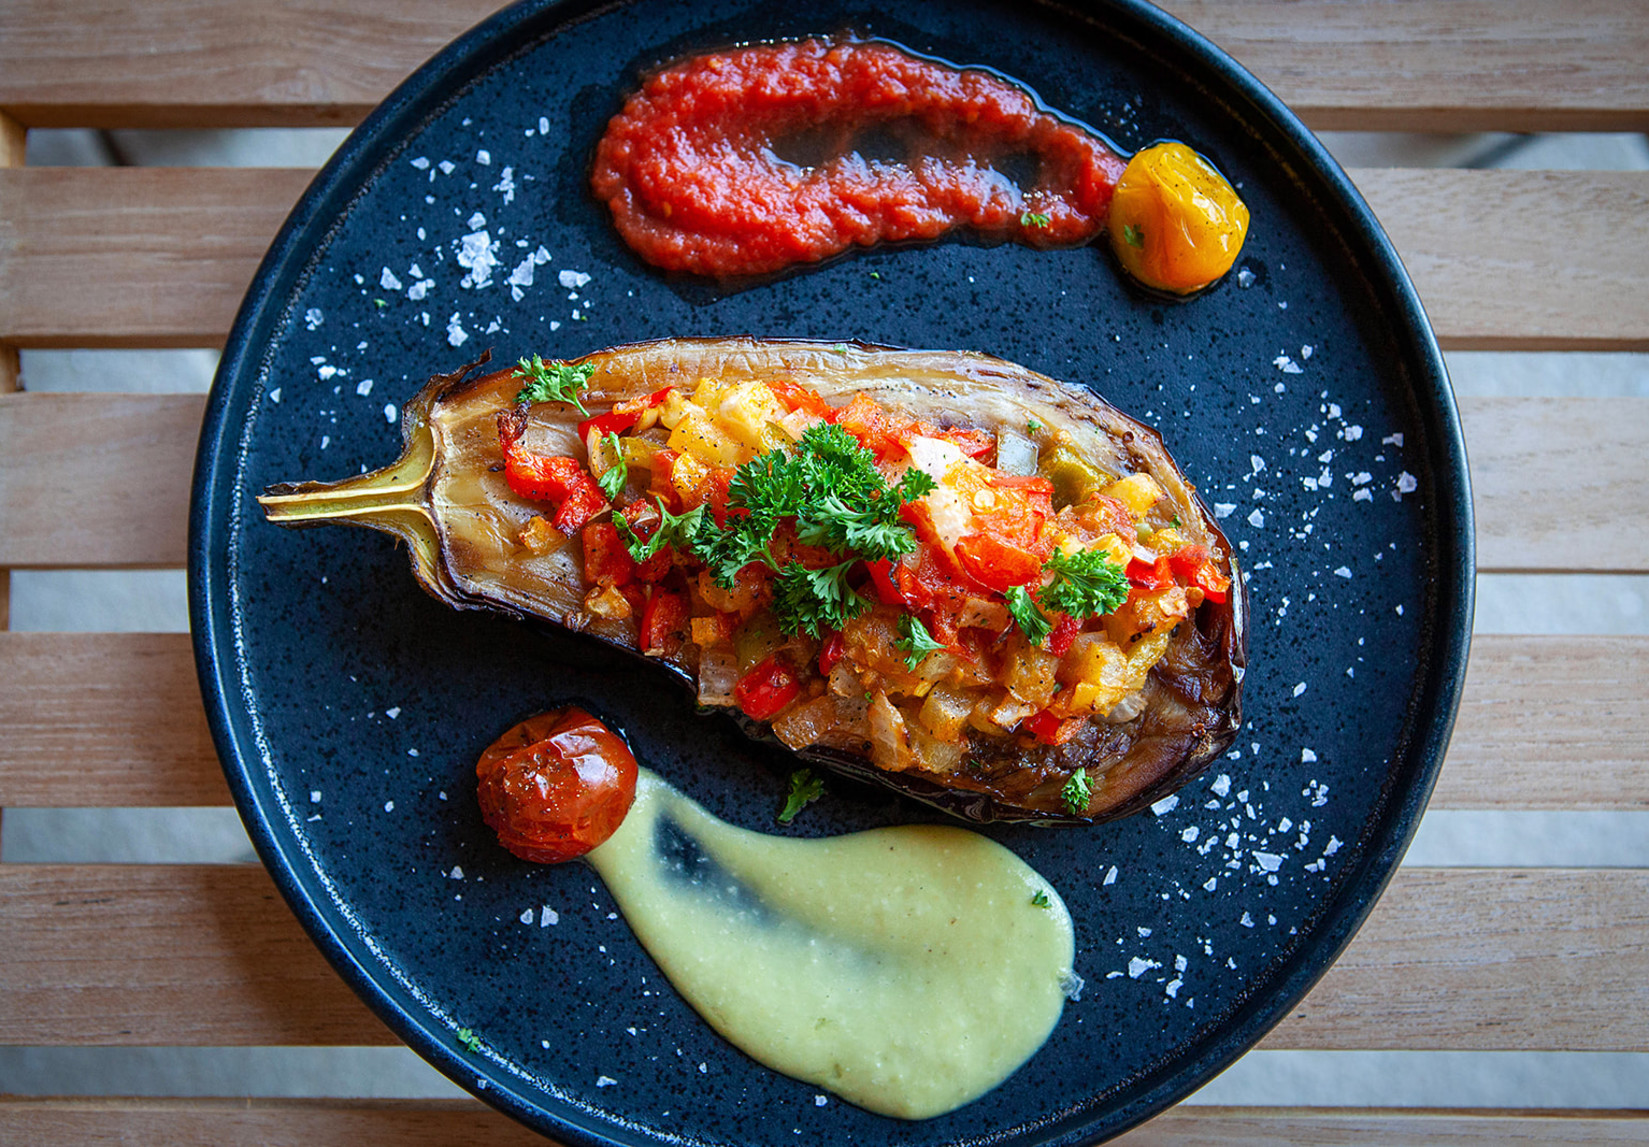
(590, 38, 1127, 277)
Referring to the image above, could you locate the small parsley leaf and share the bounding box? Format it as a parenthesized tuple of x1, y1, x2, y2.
(456, 1027, 483, 1054)
(615, 502, 705, 563)
(771, 561, 870, 638)
(1020, 210, 1052, 228)
(1005, 584, 1053, 645)
(778, 768, 825, 824)
(1031, 889, 1052, 909)
(515, 355, 594, 415)
(1062, 768, 1092, 815)
(597, 432, 627, 500)
(1040, 549, 1130, 619)
(894, 612, 946, 671)
(1026, 418, 1042, 434)
(1122, 223, 1145, 249)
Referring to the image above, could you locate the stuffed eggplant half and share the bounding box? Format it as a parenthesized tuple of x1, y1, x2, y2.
(260, 338, 1245, 823)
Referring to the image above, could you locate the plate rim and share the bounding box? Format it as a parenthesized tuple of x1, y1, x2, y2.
(188, 0, 1476, 1143)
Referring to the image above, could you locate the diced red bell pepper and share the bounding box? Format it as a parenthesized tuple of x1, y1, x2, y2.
(865, 558, 906, 607)
(956, 531, 1046, 594)
(733, 655, 800, 721)
(582, 522, 636, 587)
(1126, 555, 1174, 590)
(619, 502, 674, 583)
(639, 588, 688, 655)
(1047, 612, 1080, 657)
(577, 408, 641, 446)
(497, 409, 611, 533)
(1023, 710, 1081, 746)
(1168, 544, 1231, 603)
(646, 447, 684, 511)
(767, 376, 836, 420)
(818, 631, 845, 676)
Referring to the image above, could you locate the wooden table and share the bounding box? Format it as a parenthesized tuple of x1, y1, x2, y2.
(2, 1, 1647, 1142)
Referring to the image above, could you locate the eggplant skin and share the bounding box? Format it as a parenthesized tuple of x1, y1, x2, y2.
(262, 337, 1247, 825)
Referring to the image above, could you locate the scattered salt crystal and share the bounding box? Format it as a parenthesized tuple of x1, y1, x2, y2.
(1395, 471, 1418, 498)
(1247, 508, 1265, 528)
(305, 307, 324, 330)
(520, 908, 535, 925)
(467, 211, 487, 229)
(1334, 566, 1352, 578)
(1213, 502, 1236, 519)
(1250, 454, 1266, 473)
(356, 379, 374, 397)
(383, 403, 398, 424)
(1239, 912, 1255, 928)
(450, 866, 464, 880)
(1252, 851, 1283, 873)
(596, 1076, 618, 1088)
(1293, 682, 1307, 697)
(1272, 353, 1303, 374)
(558, 269, 592, 289)
(457, 230, 500, 288)
(815, 1095, 828, 1107)
(1353, 488, 1373, 502)
(383, 800, 394, 812)
(269, 388, 282, 404)
(1127, 957, 1160, 979)
(438, 160, 456, 175)
(1382, 432, 1404, 446)
(538, 116, 550, 134)
(1325, 836, 1343, 856)
(1165, 979, 1183, 998)
(1151, 794, 1180, 816)
(541, 907, 558, 927)
(1301, 748, 1318, 763)
(380, 267, 403, 291)
(1300, 345, 1314, 359)
(476, 149, 491, 165)
(1211, 774, 1232, 797)
(1103, 866, 1118, 886)
(1203, 877, 1217, 891)
(1181, 826, 1200, 843)
(410, 156, 430, 170)
(1343, 424, 1363, 441)
(385, 707, 401, 719)
(492, 166, 515, 204)
(310, 790, 322, 803)
(1137, 926, 1153, 937)
(1237, 267, 1255, 287)
(446, 313, 470, 347)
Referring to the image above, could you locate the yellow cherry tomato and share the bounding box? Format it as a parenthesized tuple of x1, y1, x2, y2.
(1107, 142, 1249, 295)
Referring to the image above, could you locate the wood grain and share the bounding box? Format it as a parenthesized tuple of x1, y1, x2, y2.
(1, 1099, 1646, 1146)
(0, 393, 201, 569)
(0, 865, 1643, 1049)
(0, 0, 1645, 131)
(1466, 396, 1649, 573)
(3, 168, 1647, 350)
(2, 390, 1644, 571)
(3, 634, 1645, 810)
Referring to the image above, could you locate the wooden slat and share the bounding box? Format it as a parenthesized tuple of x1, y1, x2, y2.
(0, 167, 313, 349)
(1468, 396, 1649, 573)
(3, 168, 1648, 350)
(0, 0, 1645, 132)
(4, 633, 1646, 810)
(0, 634, 228, 807)
(0, 865, 1642, 1049)
(1, 1101, 1646, 1147)
(1361, 170, 1649, 352)
(0, 393, 201, 569)
(3, 390, 1645, 571)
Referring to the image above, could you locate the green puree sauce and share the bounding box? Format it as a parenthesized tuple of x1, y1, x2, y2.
(587, 769, 1077, 1119)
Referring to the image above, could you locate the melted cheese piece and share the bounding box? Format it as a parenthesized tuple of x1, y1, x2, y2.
(586, 770, 1077, 1119)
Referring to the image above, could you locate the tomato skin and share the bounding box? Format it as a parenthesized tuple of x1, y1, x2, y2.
(818, 630, 845, 675)
(476, 707, 638, 864)
(734, 655, 800, 721)
(1126, 555, 1173, 590)
(640, 588, 689, 653)
(1047, 612, 1080, 656)
(955, 530, 1044, 594)
(1023, 710, 1082, 746)
(1168, 544, 1231, 603)
(582, 521, 636, 586)
(767, 376, 835, 420)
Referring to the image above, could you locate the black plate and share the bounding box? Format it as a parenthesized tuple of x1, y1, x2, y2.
(190, 1, 1473, 1143)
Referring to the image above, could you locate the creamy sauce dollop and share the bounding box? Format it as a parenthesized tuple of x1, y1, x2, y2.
(586, 769, 1077, 1119)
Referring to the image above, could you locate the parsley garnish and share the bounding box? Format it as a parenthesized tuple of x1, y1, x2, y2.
(1171, 514, 1182, 528)
(1122, 223, 1145, 248)
(1021, 210, 1052, 228)
(689, 423, 933, 636)
(372, 298, 388, 308)
(1026, 418, 1042, 434)
(514, 355, 594, 415)
(1005, 584, 1052, 645)
(1031, 889, 1052, 909)
(1061, 768, 1092, 814)
(771, 561, 870, 638)
(1039, 549, 1130, 619)
(615, 503, 705, 563)
(597, 431, 627, 500)
(894, 612, 946, 671)
(778, 768, 825, 823)
(456, 1027, 483, 1054)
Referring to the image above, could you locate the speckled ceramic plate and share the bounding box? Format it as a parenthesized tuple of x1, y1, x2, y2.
(190, 1, 1473, 1143)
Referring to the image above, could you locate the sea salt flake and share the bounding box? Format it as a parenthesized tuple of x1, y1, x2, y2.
(1252, 851, 1284, 873)
(1343, 424, 1363, 440)
(304, 307, 324, 330)
(558, 269, 592, 289)
(1165, 978, 1183, 998)
(446, 313, 470, 347)
(1293, 682, 1307, 697)
(410, 156, 430, 170)
(540, 907, 558, 926)
(1240, 912, 1255, 928)
(1151, 794, 1180, 816)
(1301, 748, 1318, 763)
(476, 149, 491, 165)
(492, 166, 515, 204)
(356, 379, 374, 397)
(1214, 502, 1236, 519)
(1127, 957, 1161, 979)
(383, 801, 394, 812)
(310, 790, 322, 803)
(379, 267, 403, 291)
(438, 160, 456, 175)
(1395, 471, 1418, 497)
(1203, 877, 1218, 891)
(1325, 835, 1343, 856)
(1334, 566, 1353, 578)
(1237, 267, 1255, 287)
(520, 908, 535, 925)
(596, 1076, 618, 1088)
(1181, 826, 1200, 843)
(1382, 432, 1404, 446)
(456, 230, 500, 288)
(1103, 866, 1118, 886)
(1211, 774, 1232, 797)
(383, 403, 398, 424)
(1247, 508, 1265, 528)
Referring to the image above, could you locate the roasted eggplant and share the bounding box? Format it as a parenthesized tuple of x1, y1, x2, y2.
(260, 338, 1245, 823)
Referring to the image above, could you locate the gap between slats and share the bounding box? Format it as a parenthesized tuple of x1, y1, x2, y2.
(2, 168, 1646, 349)
(0, 1099, 1646, 1145)
(1, 632, 1643, 810)
(3, 391, 1645, 572)
(0, 865, 1641, 1050)
(0, 0, 1646, 131)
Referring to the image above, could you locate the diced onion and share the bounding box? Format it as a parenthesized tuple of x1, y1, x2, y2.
(867, 691, 913, 772)
(997, 427, 1038, 475)
(771, 695, 837, 749)
(697, 647, 739, 706)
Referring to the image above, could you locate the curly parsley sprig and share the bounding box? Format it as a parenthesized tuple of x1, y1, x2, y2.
(514, 356, 594, 414)
(894, 612, 946, 671)
(1039, 548, 1130, 619)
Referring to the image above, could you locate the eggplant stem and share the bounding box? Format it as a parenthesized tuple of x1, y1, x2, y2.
(258, 420, 436, 525)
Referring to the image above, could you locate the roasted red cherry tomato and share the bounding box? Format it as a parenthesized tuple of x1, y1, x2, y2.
(476, 707, 638, 864)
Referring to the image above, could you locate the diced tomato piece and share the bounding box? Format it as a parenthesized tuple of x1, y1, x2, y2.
(832, 393, 901, 456)
(1023, 710, 1081, 746)
(1168, 544, 1231, 603)
(932, 425, 994, 459)
(497, 409, 611, 532)
(582, 522, 636, 586)
(640, 588, 688, 654)
(552, 479, 607, 534)
(1047, 612, 1080, 656)
(1126, 555, 1173, 590)
(577, 408, 641, 446)
(767, 376, 835, 419)
(734, 655, 800, 721)
(865, 558, 905, 606)
(647, 447, 684, 512)
(956, 531, 1045, 594)
(705, 467, 739, 527)
(818, 631, 845, 676)
(985, 472, 1056, 500)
